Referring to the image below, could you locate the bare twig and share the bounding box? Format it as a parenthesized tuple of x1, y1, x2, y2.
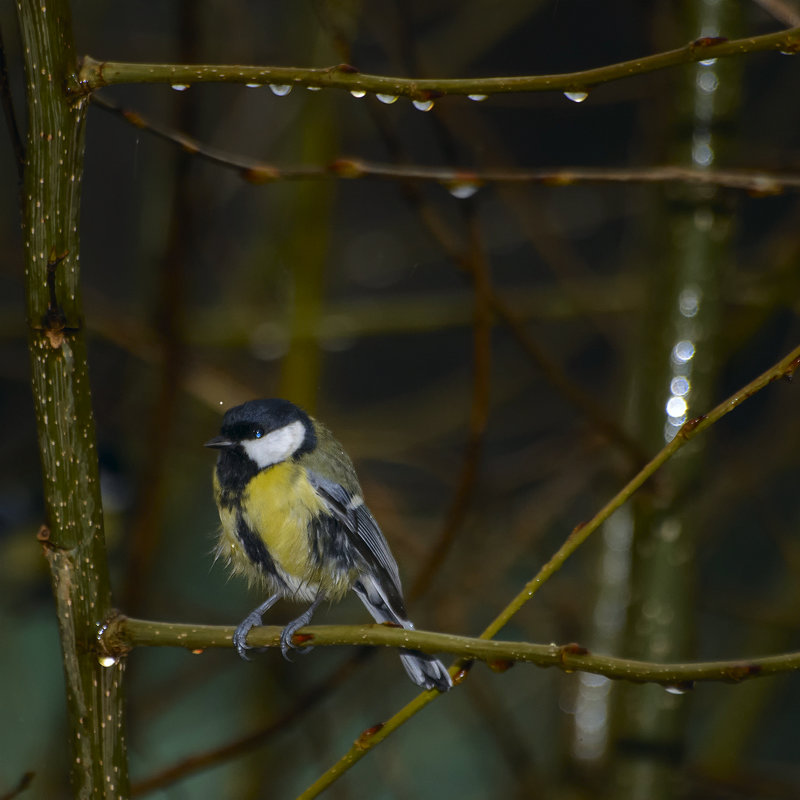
(91, 96, 800, 192)
(78, 26, 800, 96)
(0, 772, 34, 800)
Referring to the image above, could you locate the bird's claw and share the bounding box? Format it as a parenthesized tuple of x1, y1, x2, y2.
(233, 634, 254, 661)
(233, 610, 267, 661)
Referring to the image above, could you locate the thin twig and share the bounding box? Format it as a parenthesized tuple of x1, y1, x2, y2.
(0, 772, 34, 800)
(91, 96, 800, 192)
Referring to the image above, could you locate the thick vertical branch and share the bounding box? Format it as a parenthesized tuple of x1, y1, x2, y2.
(16, 1, 128, 797)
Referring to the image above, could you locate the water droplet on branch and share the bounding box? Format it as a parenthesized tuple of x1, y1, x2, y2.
(448, 180, 480, 199)
(269, 84, 292, 96)
(664, 681, 694, 695)
(563, 90, 589, 103)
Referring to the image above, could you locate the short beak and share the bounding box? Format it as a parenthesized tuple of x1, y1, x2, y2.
(204, 435, 234, 449)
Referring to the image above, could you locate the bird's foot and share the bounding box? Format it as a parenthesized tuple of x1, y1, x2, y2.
(233, 610, 267, 660)
(233, 594, 280, 660)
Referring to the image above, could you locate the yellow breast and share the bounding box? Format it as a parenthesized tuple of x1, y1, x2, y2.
(214, 460, 357, 600)
(243, 461, 327, 578)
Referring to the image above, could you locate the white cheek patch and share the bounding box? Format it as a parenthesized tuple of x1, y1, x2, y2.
(242, 420, 306, 469)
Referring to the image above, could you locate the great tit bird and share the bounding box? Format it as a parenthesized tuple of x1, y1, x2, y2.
(205, 398, 452, 693)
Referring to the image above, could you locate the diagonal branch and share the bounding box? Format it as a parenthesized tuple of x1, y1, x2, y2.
(754, 0, 800, 26)
(292, 341, 800, 798)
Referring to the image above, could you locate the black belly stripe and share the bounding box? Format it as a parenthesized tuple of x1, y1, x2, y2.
(236, 513, 283, 583)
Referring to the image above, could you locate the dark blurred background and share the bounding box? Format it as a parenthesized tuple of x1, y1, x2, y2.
(2, 1, 800, 798)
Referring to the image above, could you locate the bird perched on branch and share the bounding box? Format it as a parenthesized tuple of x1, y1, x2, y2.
(205, 398, 452, 693)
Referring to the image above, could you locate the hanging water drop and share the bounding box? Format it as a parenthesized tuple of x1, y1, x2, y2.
(448, 180, 480, 199)
(563, 90, 588, 103)
(245, 83, 261, 88)
(468, 94, 488, 102)
(171, 84, 190, 92)
(350, 89, 366, 98)
(376, 93, 398, 104)
(269, 84, 292, 96)
(98, 654, 118, 668)
(412, 98, 434, 112)
(664, 681, 694, 695)
(307, 85, 322, 92)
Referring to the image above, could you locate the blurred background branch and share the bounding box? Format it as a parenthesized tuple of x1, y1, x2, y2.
(92, 94, 800, 192)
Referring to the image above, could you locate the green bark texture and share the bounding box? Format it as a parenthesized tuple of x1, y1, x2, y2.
(16, 0, 129, 796)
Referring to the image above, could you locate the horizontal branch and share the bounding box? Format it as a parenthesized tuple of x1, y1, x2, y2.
(91, 95, 800, 193)
(101, 616, 800, 688)
(78, 25, 800, 97)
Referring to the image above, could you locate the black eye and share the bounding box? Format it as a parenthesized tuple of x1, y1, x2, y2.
(254, 427, 264, 439)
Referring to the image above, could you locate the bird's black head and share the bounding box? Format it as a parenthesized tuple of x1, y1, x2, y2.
(205, 399, 317, 488)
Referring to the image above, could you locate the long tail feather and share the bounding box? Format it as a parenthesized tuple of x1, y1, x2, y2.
(353, 578, 452, 692)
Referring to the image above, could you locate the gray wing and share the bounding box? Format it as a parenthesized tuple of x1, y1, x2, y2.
(306, 469, 406, 615)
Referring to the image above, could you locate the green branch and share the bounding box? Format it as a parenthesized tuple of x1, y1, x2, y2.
(16, 0, 128, 796)
(102, 616, 800, 687)
(78, 25, 800, 97)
